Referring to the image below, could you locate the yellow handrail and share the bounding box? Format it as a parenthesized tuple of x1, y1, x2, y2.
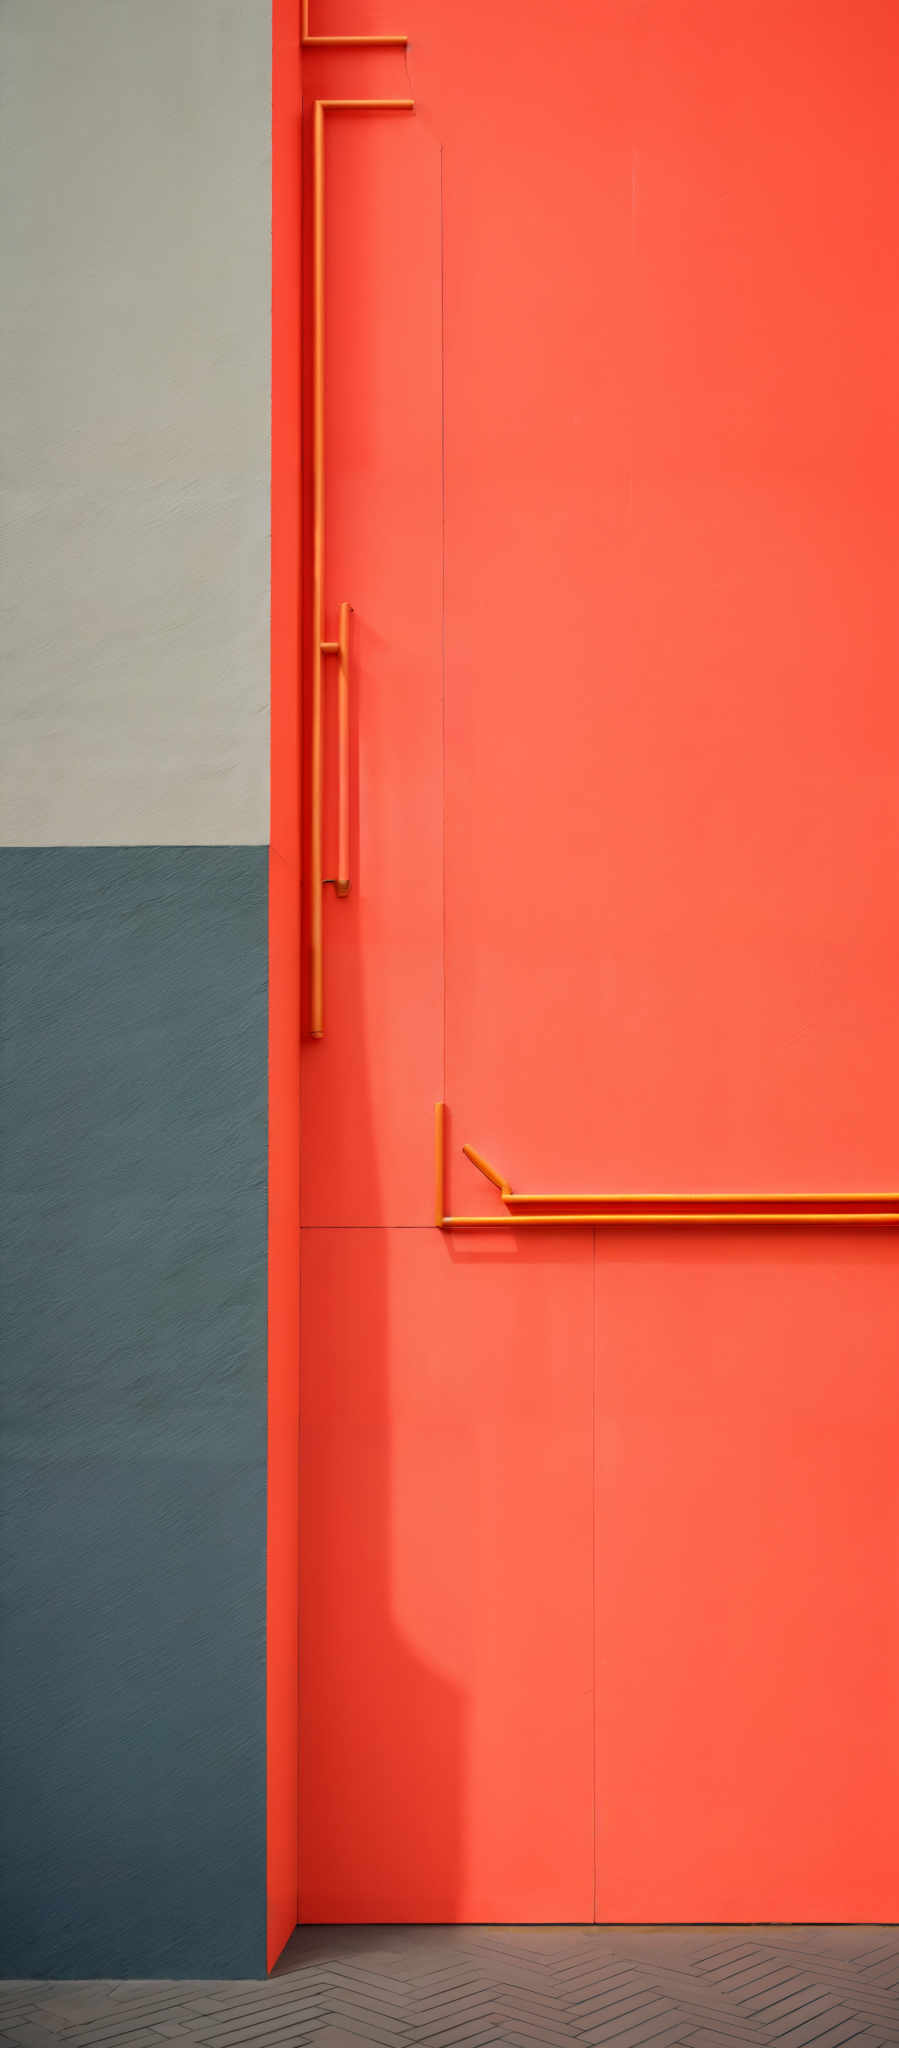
(435, 1104, 899, 1228)
(309, 97, 414, 1037)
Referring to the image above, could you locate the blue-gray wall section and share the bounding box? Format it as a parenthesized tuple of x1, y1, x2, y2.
(0, 848, 268, 1978)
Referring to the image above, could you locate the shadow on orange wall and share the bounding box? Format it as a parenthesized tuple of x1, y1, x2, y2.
(298, 915, 466, 1922)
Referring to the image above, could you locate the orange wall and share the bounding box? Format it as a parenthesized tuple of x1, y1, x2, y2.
(281, 0, 899, 1931)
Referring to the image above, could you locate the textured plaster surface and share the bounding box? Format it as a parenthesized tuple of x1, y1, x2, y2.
(0, 1, 271, 845)
(0, 849, 268, 1977)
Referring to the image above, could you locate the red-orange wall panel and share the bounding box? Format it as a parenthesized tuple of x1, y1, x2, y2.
(290, 0, 899, 1927)
(299, 1229, 594, 1922)
(595, 1235, 899, 1921)
(439, 0, 899, 1194)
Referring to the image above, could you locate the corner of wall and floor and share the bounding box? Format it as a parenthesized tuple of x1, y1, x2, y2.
(0, 0, 295, 1979)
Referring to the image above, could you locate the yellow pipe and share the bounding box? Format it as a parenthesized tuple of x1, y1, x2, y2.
(443, 1211, 899, 1227)
(437, 1105, 899, 1229)
(309, 98, 413, 1037)
(461, 1143, 509, 1196)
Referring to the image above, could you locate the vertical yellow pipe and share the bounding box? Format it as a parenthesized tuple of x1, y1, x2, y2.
(434, 1102, 446, 1227)
(336, 600, 350, 895)
(310, 100, 325, 1037)
(309, 101, 411, 1035)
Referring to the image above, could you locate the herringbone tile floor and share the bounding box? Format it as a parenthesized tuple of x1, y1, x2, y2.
(2, 1928, 897, 2048)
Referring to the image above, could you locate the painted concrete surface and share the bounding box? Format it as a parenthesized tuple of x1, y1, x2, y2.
(0, 1, 270, 846)
(0, 848, 268, 1977)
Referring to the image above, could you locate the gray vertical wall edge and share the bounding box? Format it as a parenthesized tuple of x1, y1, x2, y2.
(0, 848, 268, 1978)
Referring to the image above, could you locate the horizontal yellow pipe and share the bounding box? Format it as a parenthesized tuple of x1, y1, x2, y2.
(442, 1211, 899, 1227)
(504, 1190, 899, 1206)
(318, 98, 414, 111)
